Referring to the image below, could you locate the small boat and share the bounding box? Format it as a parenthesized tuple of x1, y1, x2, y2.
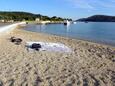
(73, 21, 77, 24)
(64, 22, 67, 25)
(64, 20, 70, 26)
(26, 22, 28, 24)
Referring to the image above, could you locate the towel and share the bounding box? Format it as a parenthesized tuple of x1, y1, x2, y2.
(26, 42, 72, 53)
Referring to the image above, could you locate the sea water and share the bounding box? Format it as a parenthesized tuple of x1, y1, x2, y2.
(24, 22, 115, 46)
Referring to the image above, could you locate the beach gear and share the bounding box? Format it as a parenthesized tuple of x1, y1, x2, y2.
(10, 37, 22, 45)
(26, 42, 72, 53)
(31, 43, 41, 51)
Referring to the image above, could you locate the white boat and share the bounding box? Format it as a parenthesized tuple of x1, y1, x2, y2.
(73, 21, 77, 24)
(64, 20, 71, 26)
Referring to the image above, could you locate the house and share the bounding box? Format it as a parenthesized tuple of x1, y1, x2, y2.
(0, 19, 5, 23)
(7, 20, 14, 23)
(35, 18, 40, 22)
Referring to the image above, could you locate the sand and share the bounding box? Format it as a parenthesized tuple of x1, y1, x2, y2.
(0, 28, 115, 86)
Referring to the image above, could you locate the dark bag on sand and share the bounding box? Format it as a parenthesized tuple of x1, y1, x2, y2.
(10, 37, 22, 45)
(31, 43, 41, 51)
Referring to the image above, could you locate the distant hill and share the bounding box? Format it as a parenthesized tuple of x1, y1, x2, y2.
(77, 15, 115, 22)
(0, 11, 71, 21)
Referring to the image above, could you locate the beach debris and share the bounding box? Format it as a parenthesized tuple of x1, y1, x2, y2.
(10, 36, 22, 45)
(26, 42, 72, 53)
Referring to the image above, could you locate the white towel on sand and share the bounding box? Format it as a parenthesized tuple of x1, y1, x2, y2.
(26, 42, 72, 53)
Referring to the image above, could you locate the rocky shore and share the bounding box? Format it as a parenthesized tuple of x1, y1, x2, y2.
(0, 28, 115, 86)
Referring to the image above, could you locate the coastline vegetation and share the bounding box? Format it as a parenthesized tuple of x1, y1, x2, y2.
(77, 15, 115, 22)
(0, 11, 72, 21)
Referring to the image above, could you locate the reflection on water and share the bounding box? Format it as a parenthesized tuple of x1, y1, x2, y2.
(24, 22, 115, 46)
(65, 24, 70, 37)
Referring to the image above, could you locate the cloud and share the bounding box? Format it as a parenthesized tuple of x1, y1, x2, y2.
(65, 0, 115, 11)
(91, 0, 115, 8)
(67, 0, 94, 10)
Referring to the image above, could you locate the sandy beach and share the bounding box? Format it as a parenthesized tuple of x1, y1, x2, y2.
(0, 27, 115, 86)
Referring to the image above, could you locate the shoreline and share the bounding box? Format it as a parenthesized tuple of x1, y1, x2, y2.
(22, 28, 115, 48)
(0, 22, 26, 34)
(24, 23, 115, 48)
(0, 27, 115, 86)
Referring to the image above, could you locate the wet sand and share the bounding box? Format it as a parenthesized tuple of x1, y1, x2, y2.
(0, 22, 13, 26)
(0, 28, 115, 86)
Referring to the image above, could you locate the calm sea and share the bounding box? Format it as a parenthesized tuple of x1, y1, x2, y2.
(24, 22, 115, 46)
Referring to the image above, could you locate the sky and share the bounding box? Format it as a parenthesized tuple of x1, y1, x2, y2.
(0, 0, 115, 19)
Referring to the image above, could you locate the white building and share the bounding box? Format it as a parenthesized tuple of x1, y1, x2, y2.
(0, 20, 5, 23)
(7, 20, 14, 23)
(35, 18, 40, 22)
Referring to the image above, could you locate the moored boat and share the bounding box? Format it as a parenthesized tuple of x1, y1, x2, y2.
(64, 20, 70, 26)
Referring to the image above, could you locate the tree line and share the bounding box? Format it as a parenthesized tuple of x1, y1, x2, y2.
(77, 15, 115, 22)
(0, 11, 72, 21)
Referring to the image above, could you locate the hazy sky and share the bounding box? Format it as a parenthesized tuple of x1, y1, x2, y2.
(0, 0, 115, 19)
